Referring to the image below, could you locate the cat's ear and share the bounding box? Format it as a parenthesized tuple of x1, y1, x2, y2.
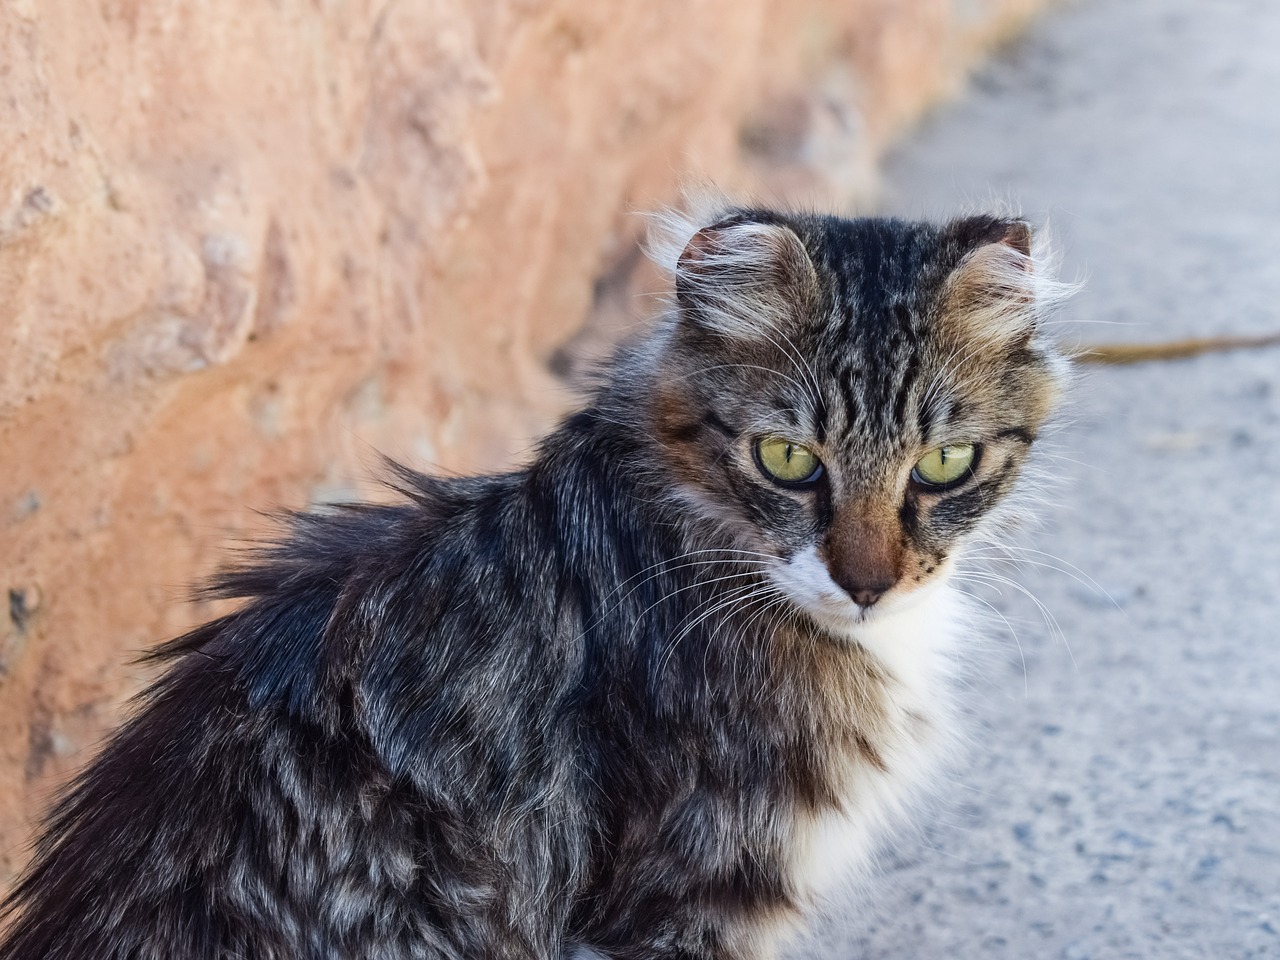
(939, 217, 1040, 345)
(674, 217, 820, 339)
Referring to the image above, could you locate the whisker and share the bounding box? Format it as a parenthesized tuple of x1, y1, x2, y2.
(956, 569, 1077, 670)
(950, 582, 1029, 697)
(965, 540, 1127, 615)
(658, 582, 775, 677)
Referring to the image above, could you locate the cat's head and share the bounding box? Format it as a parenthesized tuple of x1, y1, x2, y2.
(644, 208, 1070, 633)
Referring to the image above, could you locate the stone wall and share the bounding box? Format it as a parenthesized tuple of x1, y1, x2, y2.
(0, 0, 1043, 884)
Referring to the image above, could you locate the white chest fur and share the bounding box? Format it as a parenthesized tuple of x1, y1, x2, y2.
(785, 581, 967, 902)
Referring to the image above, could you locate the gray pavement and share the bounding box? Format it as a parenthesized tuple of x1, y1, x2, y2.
(799, 0, 1280, 956)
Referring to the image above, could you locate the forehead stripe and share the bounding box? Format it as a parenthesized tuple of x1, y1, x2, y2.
(836, 367, 861, 427)
(891, 349, 923, 432)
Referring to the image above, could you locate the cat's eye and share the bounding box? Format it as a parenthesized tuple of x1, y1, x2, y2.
(755, 437, 823, 486)
(912, 443, 978, 490)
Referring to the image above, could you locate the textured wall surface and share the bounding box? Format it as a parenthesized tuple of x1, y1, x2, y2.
(0, 0, 1042, 884)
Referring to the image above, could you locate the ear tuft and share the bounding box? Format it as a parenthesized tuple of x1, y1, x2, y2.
(672, 217, 819, 339)
(939, 216, 1063, 346)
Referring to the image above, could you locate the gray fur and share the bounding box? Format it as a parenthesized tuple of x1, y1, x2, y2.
(0, 208, 1065, 960)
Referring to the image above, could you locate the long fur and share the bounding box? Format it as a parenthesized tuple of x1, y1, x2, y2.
(0, 207, 1068, 960)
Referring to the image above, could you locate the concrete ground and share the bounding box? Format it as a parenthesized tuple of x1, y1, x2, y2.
(798, 0, 1280, 957)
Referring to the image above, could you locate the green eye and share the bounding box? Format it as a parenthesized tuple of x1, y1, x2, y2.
(912, 442, 978, 489)
(755, 437, 823, 486)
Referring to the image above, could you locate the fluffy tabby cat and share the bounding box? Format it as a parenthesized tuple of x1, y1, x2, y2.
(0, 207, 1068, 959)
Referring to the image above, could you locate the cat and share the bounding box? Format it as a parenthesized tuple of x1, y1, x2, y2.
(0, 205, 1068, 960)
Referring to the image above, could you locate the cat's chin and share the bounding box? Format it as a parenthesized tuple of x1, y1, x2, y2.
(801, 587, 928, 635)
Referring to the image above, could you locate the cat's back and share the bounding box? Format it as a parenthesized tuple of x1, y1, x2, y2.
(0, 469, 592, 960)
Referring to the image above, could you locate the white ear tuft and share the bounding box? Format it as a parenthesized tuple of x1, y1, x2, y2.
(940, 218, 1076, 345)
(646, 213, 818, 339)
(675, 219, 820, 338)
(643, 186, 735, 278)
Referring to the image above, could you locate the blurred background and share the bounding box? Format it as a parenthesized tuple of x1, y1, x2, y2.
(2, 0, 1277, 956)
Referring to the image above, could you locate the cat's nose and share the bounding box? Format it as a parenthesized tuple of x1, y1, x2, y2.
(833, 573, 895, 608)
(823, 509, 903, 609)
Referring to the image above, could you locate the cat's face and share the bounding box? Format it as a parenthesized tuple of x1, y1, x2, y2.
(649, 211, 1067, 633)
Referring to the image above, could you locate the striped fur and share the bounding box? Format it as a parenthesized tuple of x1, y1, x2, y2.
(0, 207, 1066, 959)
